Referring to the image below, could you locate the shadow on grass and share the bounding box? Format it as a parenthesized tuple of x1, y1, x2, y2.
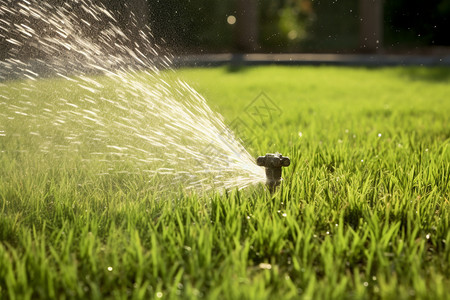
(397, 67, 450, 82)
(226, 64, 247, 73)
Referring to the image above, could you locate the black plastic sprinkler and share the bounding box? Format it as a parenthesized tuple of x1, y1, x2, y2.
(256, 153, 290, 192)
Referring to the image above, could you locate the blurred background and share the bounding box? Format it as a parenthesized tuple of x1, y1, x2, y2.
(1, 0, 449, 58)
(134, 0, 449, 54)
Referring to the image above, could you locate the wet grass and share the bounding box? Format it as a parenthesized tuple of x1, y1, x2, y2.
(1, 66, 450, 299)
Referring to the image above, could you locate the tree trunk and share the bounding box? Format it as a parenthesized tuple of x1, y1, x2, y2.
(359, 0, 383, 52)
(235, 0, 259, 52)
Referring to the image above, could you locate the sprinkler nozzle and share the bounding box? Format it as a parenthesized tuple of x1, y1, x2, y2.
(256, 153, 290, 191)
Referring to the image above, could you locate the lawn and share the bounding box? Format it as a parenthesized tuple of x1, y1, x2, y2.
(0, 66, 449, 299)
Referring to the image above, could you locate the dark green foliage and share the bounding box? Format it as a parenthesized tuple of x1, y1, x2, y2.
(384, 0, 450, 47)
(146, 0, 234, 52)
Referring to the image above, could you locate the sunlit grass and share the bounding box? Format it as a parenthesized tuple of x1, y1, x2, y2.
(1, 66, 449, 299)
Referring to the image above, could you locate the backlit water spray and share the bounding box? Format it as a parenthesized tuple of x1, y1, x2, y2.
(0, 0, 266, 191)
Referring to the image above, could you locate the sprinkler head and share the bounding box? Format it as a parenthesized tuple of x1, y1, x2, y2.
(256, 153, 290, 191)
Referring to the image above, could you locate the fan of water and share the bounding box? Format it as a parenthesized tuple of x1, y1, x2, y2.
(0, 0, 265, 191)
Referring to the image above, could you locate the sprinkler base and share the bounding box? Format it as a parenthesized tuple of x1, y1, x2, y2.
(256, 153, 290, 191)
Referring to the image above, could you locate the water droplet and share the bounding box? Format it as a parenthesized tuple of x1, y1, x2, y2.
(107, 266, 113, 271)
(227, 15, 236, 25)
(288, 30, 297, 40)
(259, 263, 272, 270)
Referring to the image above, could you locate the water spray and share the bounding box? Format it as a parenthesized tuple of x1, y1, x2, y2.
(256, 153, 290, 191)
(0, 0, 268, 192)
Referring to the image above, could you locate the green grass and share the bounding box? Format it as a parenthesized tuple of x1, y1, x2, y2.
(1, 66, 450, 299)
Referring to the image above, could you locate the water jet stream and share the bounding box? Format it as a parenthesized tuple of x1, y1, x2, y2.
(0, 0, 265, 192)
